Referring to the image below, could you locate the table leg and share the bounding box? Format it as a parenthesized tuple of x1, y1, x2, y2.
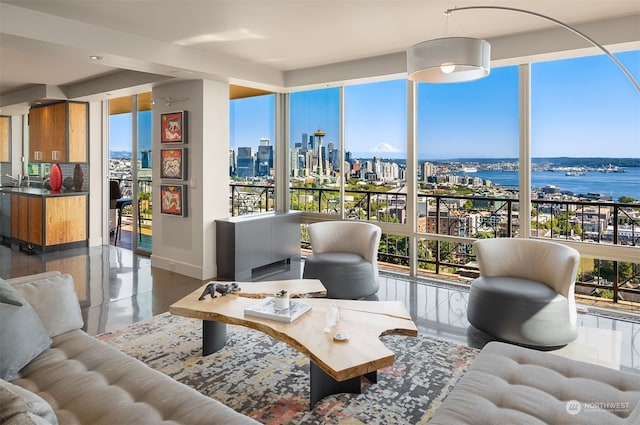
(309, 362, 362, 408)
(202, 320, 226, 356)
(365, 370, 377, 383)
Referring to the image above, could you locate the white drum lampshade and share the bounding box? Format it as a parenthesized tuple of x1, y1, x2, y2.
(407, 37, 491, 83)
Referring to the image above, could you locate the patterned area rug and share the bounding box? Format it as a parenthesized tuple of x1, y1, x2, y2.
(97, 312, 479, 425)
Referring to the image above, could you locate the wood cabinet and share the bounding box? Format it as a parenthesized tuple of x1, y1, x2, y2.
(29, 101, 87, 163)
(0, 116, 9, 162)
(11, 194, 43, 245)
(45, 196, 87, 246)
(10, 191, 87, 252)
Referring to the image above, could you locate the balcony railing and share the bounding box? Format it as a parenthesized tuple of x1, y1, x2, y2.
(230, 183, 640, 307)
(110, 177, 153, 224)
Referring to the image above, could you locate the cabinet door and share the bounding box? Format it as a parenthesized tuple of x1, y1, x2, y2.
(29, 103, 67, 162)
(11, 194, 19, 238)
(11, 194, 43, 245)
(68, 103, 87, 162)
(48, 103, 67, 162)
(17, 195, 29, 240)
(29, 107, 46, 162)
(45, 196, 86, 246)
(27, 196, 43, 245)
(0, 116, 9, 162)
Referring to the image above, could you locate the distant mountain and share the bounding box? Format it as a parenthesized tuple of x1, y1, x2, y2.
(110, 150, 132, 159)
(370, 142, 402, 153)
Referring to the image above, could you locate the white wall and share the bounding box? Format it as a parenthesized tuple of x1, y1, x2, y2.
(150, 79, 230, 280)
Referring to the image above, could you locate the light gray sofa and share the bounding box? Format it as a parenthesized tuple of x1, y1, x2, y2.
(0, 271, 260, 425)
(429, 341, 640, 425)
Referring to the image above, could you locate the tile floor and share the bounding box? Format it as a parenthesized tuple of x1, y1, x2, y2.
(1, 242, 639, 374)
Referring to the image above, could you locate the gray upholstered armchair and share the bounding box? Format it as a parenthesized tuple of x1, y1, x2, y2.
(303, 221, 381, 299)
(467, 238, 581, 348)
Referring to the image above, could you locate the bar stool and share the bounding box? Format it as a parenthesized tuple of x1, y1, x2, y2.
(114, 198, 133, 245)
(110, 180, 141, 246)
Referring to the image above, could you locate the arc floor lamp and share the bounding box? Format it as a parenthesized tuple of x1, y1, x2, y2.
(407, 5, 640, 94)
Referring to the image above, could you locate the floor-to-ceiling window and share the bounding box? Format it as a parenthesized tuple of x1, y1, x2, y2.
(289, 87, 341, 215)
(274, 49, 639, 309)
(344, 79, 409, 268)
(414, 65, 520, 277)
(229, 93, 276, 215)
(531, 50, 640, 304)
(344, 79, 407, 222)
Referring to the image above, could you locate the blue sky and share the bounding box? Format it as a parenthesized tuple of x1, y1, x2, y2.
(116, 50, 640, 160)
(109, 109, 152, 152)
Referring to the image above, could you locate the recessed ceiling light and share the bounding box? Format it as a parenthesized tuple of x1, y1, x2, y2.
(90, 55, 103, 61)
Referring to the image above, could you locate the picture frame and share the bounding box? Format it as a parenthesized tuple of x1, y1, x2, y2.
(160, 111, 188, 143)
(160, 147, 187, 180)
(160, 184, 187, 217)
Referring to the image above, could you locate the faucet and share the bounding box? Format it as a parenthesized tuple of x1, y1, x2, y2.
(5, 174, 23, 187)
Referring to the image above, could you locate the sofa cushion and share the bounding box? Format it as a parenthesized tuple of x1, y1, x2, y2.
(11, 329, 260, 425)
(0, 379, 58, 425)
(10, 273, 83, 338)
(429, 341, 640, 425)
(0, 281, 52, 381)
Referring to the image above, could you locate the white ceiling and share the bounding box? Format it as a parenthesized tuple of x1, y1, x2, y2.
(1, 0, 639, 113)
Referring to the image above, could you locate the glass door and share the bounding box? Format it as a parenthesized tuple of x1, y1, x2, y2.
(108, 93, 153, 253)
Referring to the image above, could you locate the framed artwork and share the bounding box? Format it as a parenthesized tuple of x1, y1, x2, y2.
(160, 111, 188, 143)
(160, 184, 187, 217)
(160, 147, 187, 180)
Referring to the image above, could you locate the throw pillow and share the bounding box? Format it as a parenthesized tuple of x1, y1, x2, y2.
(0, 379, 58, 425)
(0, 281, 52, 381)
(11, 273, 83, 338)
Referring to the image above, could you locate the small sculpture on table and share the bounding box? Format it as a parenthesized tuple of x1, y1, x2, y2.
(198, 282, 241, 300)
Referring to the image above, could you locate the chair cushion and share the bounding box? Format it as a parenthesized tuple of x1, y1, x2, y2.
(303, 252, 378, 299)
(0, 379, 58, 425)
(0, 281, 52, 381)
(467, 277, 576, 347)
(429, 341, 640, 425)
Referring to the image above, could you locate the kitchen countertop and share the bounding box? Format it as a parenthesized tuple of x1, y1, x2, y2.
(0, 187, 88, 196)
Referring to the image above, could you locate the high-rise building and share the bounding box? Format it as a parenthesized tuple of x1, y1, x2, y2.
(422, 162, 434, 181)
(256, 138, 273, 177)
(236, 147, 254, 178)
(290, 147, 300, 177)
(140, 149, 152, 169)
(229, 147, 236, 176)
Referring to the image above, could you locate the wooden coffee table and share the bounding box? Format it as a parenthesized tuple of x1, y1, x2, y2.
(169, 279, 418, 407)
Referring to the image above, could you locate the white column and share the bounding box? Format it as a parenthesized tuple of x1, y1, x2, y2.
(519, 64, 532, 240)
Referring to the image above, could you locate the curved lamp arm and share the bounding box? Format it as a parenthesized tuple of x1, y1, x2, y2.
(446, 6, 640, 94)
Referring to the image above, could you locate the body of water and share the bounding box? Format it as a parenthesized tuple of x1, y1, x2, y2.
(454, 167, 640, 201)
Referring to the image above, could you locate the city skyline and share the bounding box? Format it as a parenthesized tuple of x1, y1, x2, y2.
(111, 50, 639, 159)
